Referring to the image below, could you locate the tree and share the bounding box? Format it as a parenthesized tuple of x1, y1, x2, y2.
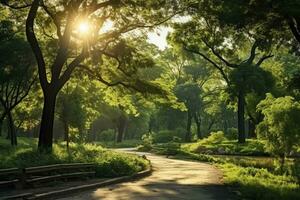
(170, 16, 273, 143)
(257, 94, 300, 168)
(228, 65, 274, 138)
(0, 20, 35, 145)
(175, 83, 201, 141)
(2, 0, 180, 151)
(201, 0, 300, 47)
(57, 85, 86, 148)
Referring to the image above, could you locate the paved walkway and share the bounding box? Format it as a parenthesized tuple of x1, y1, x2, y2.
(59, 151, 232, 200)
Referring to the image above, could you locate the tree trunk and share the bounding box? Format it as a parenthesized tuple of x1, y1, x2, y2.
(116, 115, 128, 143)
(248, 118, 256, 138)
(194, 113, 202, 139)
(7, 110, 17, 146)
(38, 92, 57, 151)
(238, 91, 246, 143)
(63, 119, 69, 149)
(185, 110, 192, 142)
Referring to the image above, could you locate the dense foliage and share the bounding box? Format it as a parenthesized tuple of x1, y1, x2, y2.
(0, 1, 300, 199)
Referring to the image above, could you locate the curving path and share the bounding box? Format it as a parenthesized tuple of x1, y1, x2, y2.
(59, 150, 232, 200)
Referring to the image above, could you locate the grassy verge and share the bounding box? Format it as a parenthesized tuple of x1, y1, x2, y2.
(182, 138, 268, 156)
(140, 141, 300, 200)
(0, 137, 149, 178)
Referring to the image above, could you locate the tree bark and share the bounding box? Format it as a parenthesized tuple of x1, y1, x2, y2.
(7, 110, 17, 146)
(194, 113, 202, 139)
(185, 110, 192, 142)
(38, 92, 57, 151)
(238, 91, 246, 143)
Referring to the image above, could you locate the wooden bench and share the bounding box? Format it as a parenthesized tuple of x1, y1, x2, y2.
(0, 163, 95, 189)
(23, 163, 96, 187)
(0, 168, 21, 188)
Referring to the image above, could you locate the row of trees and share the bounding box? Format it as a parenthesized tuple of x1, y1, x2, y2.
(0, 1, 300, 156)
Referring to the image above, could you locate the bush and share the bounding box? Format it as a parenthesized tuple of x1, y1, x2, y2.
(0, 138, 149, 178)
(97, 129, 115, 142)
(226, 128, 238, 140)
(257, 94, 300, 167)
(150, 128, 186, 144)
(153, 130, 179, 143)
(199, 131, 227, 145)
(138, 133, 153, 151)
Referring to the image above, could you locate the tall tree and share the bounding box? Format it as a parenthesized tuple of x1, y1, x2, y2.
(0, 20, 35, 145)
(2, 0, 180, 151)
(170, 15, 273, 143)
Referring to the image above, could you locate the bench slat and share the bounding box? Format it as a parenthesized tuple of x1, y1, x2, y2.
(26, 171, 95, 183)
(0, 179, 19, 186)
(25, 163, 94, 174)
(0, 168, 20, 176)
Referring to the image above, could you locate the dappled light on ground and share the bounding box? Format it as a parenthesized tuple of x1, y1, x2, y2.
(60, 153, 232, 200)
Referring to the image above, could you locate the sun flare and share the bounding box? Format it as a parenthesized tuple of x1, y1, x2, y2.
(78, 22, 90, 35)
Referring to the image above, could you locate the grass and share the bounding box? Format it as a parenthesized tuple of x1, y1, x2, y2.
(220, 163, 300, 200)
(139, 133, 300, 200)
(0, 137, 149, 178)
(182, 138, 268, 156)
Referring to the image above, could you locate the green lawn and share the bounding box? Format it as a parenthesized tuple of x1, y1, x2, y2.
(0, 137, 149, 177)
(139, 134, 300, 200)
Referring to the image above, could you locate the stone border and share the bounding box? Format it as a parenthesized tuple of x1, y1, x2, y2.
(2, 159, 152, 200)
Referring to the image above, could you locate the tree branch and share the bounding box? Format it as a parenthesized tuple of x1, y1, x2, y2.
(26, 0, 48, 90)
(202, 39, 238, 68)
(183, 44, 230, 84)
(245, 41, 259, 65)
(256, 54, 274, 66)
(287, 16, 300, 44)
(58, 51, 87, 90)
(0, 0, 31, 9)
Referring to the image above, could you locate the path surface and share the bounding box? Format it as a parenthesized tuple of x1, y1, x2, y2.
(59, 150, 232, 200)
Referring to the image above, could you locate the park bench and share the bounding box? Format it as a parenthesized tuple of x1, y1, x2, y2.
(0, 168, 22, 188)
(0, 163, 95, 189)
(22, 163, 95, 187)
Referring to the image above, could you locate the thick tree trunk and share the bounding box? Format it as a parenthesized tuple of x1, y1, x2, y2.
(237, 91, 246, 143)
(194, 113, 202, 139)
(7, 111, 17, 146)
(185, 110, 192, 142)
(38, 92, 57, 151)
(116, 115, 128, 143)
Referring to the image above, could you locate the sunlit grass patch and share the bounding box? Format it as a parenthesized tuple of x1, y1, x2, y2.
(0, 137, 149, 177)
(220, 163, 300, 200)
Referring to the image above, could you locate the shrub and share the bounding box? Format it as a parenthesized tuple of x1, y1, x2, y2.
(257, 94, 300, 167)
(98, 129, 115, 141)
(138, 133, 153, 151)
(199, 131, 227, 145)
(226, 128, 238, 140)
(153, 130, 178, 143)
(0, 138, 149, 178)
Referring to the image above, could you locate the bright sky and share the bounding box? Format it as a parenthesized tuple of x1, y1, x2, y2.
(147, 27, 172, 51)
(146, 16, 190, 50)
